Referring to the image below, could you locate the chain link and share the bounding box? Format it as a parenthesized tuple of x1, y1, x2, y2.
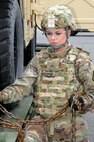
(0, 117, 24, 142)
(0, 102, 76, 141)
(0, 103, 69, 125)
(71, 109, 76, 142)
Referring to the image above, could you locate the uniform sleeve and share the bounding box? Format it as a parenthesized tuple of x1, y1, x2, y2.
(1, 55, 39, 104)
(75, 51, 94, 111)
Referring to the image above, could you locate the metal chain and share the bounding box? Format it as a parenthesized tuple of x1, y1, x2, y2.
(71, 109, 76, 142)
(0, 102, 69, 125)
(0, 102, 76, 142)
(0, 118, 24, 142)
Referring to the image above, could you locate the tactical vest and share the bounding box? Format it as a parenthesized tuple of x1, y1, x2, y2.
(34, 45, 87, 118)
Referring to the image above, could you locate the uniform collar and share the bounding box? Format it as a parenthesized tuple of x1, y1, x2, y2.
(48, 45, 72, 58)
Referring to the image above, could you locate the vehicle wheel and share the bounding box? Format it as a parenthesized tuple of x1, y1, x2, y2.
(0, 0, 24, 90)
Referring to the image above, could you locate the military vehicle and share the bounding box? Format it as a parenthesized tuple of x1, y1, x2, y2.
(0, 0, 94, 141)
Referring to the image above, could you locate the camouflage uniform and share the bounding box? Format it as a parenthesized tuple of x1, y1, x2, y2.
(1, 4, 94, 142)
(1, 45, 94, 142)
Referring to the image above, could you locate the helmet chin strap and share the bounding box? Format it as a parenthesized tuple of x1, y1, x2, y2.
(50, 40, 68, 49)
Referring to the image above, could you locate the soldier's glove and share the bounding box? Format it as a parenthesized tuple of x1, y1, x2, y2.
(68, 94, 84, 111)
(0, 92, 3, 102)
(0, 92, 8, 103)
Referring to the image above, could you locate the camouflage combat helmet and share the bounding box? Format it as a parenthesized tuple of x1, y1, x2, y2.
(41, 4, 77, 31)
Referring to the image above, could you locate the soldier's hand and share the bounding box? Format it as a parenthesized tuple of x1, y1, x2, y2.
(0, 92, 8, 103)
(68, 94, 84, 111)
(0, 92, 3, 102)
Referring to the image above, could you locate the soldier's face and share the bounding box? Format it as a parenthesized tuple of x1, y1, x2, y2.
(45, 28, 67, 46)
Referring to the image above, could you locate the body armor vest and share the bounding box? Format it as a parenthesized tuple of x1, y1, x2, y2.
(34, 46, 85, 118)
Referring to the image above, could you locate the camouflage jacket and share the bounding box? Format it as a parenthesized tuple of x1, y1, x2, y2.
(1, 44, 94, 141)
(2, 45, 94, 111)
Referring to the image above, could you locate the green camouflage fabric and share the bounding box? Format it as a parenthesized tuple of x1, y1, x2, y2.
(41, 4, 77, 31)
(1, 45, 94, 141)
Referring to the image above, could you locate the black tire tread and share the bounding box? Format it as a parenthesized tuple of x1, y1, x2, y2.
(0, 0, 24, 90)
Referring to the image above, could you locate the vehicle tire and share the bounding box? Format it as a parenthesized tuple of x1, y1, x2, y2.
(0, 0, 24, 90)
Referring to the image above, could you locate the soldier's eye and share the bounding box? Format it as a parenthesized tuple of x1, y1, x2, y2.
(46, 32, 52, 36)
(56, 32, 61, 35)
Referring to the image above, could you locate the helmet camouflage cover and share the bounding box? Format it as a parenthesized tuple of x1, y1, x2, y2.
(41, 4, 77, 31)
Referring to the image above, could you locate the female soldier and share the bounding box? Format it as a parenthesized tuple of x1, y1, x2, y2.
(1, 4, 94, 142)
